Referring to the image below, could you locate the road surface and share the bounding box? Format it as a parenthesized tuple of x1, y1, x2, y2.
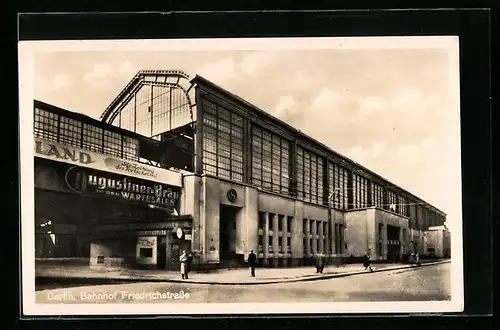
(36, 263, 451, 303)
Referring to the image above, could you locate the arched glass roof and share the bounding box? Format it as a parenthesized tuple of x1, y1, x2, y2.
(100, 70, 196, 136)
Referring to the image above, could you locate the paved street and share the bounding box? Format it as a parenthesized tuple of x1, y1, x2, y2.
(36, 263, 450, 303)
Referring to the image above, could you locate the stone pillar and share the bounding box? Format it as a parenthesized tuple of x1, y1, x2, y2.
(318, 221, 324, 253)
(263, 212, 269, 265)
(179, 175, 201, 265)
(272, 213, 279, 267)
(283, 215, 288, 257)
(201, 176, 220, 264)
(304, 218, 310, 256)
(311, 219, 317, 254)
(291, 201, 304, 266)
(243, 186, 258, 260)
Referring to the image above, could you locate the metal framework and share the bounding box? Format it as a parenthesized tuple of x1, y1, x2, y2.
(100, 70, 196, 130)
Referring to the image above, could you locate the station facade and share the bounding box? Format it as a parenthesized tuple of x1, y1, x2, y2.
(33, 69, 447, 270)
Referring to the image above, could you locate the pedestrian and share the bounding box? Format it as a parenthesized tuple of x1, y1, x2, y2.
(363, 251, 373, 272)
(248, 249, 257, 277)
(316, 254, 324, 274)
(186, 251, 193, 277)
(415, 252, 420, 266)
(179, 250, 188, 279)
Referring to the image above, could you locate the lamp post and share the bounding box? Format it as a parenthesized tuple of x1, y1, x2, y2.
(327, 188, 340, 265)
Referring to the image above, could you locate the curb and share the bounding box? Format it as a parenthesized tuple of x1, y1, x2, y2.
(35, 260, 450, 287)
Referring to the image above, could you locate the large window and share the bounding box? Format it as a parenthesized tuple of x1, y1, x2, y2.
(34, 107, 58, 142)
(397, 194, 407, 216)
(328, 163, 348, 210)
(251, 125, 290, 194)
(82, 124, 103, 153)
(352, 173, 369, 208)
(34, 106, 140, 161)
(408, 201, 417, 227)
(123, 136, 140, 161)
(103, 130, 122, 157)
(109, 81, 192, 137)
(296, 146, 325, 204)
(387, 190, 397, 212)
(119, 97, 135, 132)
(59, 116, 82, 148)
(202, 99, 244, 182)
(371, 182, 384, 207)
(417, 205, 424, 229)
(135, 85, 152, 137)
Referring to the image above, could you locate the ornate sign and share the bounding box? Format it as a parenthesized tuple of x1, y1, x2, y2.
(34, 138, 182, 187)
(65, 166, 180, 209)
(227, 189, 238, 202)
(35, 139, 94, 165)
(104, 158, 158, 179)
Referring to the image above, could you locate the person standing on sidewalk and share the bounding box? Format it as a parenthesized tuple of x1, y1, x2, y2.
(363, 251, 373, 272)
(179, 250, 188, 279)
(316, 254, 324, 274)
(248, 249, 257, 277)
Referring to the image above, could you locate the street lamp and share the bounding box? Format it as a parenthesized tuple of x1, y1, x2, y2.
(327, 188, 340, 264)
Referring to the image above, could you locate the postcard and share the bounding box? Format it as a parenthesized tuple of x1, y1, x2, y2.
(19, 36, 463, 316)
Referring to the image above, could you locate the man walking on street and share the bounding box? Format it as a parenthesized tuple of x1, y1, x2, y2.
(248, 249, 257, 277)
(363, 250, 373, 272)
(179, 250, 188, 279)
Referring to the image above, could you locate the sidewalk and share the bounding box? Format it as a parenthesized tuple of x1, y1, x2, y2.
(35, 259, 451, 285)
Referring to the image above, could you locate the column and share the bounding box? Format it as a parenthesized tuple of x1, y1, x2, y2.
(311, 219, 317, 254)
(244, 186, 258, 259)
(263, 212, 269, 265)
(283, 215, 288, 258)
(272, 213, 279, 267)
(201, 176, 220, 264)
(291, 201, 304, 266)
(318, 220, 324, 253)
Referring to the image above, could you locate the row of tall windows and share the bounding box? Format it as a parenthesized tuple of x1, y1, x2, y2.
(352, 173, 369, 208)
(257, 212, 292, 254)
(251, 126, 290, 194)
(202, 99, 244, 182)
(327, 163, 349, 210)
(198, 99, 442, 220)
(302, 219, 329, 255)
(296, 146, 325, 204)
(34, 107, 140, 161)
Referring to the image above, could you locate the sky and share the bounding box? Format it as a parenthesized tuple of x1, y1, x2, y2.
(32, 37, 461, 229)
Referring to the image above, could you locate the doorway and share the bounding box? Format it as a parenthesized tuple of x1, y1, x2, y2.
(220, 205, 240, 266)
(157, 235, 167, 270)
(387, 225, 401, 262)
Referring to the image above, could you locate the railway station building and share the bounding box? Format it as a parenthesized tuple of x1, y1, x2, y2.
(33, 69, 447, 270)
